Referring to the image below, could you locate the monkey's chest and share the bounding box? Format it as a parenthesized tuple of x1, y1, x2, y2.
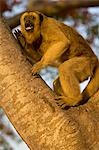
(32, 35, 42, 50)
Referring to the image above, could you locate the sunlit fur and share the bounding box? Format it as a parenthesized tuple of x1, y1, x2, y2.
(20, 11, 99, 107)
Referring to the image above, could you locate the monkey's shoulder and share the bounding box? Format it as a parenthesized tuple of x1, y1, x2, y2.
(42, 17, 88, 45)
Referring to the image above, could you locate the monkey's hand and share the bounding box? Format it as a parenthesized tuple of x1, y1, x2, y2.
(14, 29, 26, 49)
(32, 60, 43, 75)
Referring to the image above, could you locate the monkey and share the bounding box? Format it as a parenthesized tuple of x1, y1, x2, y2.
(14, 11, 99, 108)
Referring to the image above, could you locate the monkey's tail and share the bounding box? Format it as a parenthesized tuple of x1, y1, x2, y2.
(81, 61, 99, 104)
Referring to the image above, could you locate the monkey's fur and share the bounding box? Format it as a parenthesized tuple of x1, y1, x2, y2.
(15, 11, 99, 108)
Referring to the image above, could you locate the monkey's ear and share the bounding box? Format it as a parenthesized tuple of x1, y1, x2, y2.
(39, 13, 44, 25)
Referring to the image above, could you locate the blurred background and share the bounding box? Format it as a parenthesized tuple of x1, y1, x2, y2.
(0, 0, 99, 149)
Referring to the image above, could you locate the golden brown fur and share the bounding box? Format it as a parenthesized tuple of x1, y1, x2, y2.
(15, 11, 99, 108)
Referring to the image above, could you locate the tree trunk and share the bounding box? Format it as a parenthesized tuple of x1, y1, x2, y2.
(0, 17, 99, 150)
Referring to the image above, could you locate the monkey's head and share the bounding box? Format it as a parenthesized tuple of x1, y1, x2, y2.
(20, 11, 44, 44)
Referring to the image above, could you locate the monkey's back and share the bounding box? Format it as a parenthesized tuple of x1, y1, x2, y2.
(58, 22, 97, 60)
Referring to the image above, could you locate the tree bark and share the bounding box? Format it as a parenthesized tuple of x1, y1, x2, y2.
(0, 17, 99, 150)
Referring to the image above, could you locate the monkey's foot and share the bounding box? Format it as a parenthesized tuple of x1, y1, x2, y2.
(55, 95, 79, 109)
(55, 96, 71, 109)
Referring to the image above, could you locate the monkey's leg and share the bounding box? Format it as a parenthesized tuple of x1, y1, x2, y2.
(58, 57, 92, 106)
(53, 78, 70, 108)
(82, 62, 99, 103)
(53, 77, 63, 96)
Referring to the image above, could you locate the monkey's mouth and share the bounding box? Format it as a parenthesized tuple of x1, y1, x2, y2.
(25, 21, 34, 32)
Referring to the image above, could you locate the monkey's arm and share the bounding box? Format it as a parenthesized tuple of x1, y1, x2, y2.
(14, 29, 26, 50)
(14, 29, 41, 64)
(32, 38, 70, 74)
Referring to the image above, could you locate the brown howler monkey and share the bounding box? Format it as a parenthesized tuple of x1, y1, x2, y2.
(14, 11, 99, 108)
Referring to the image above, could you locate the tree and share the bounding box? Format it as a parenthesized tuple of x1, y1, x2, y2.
(0, 16, 99, 150)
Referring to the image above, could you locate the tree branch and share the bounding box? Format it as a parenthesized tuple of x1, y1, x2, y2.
(0, 17, 99, 150)
(6, 12, 24, 29)
(5, 0, 99, 29)
(28, 0, 99, 16)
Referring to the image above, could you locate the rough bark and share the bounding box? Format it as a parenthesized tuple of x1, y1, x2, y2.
(0, 17, 99, 150)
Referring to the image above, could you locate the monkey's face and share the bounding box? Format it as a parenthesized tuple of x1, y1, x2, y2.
(24, 15, 35, 33)
(20, 12, 42, 44)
